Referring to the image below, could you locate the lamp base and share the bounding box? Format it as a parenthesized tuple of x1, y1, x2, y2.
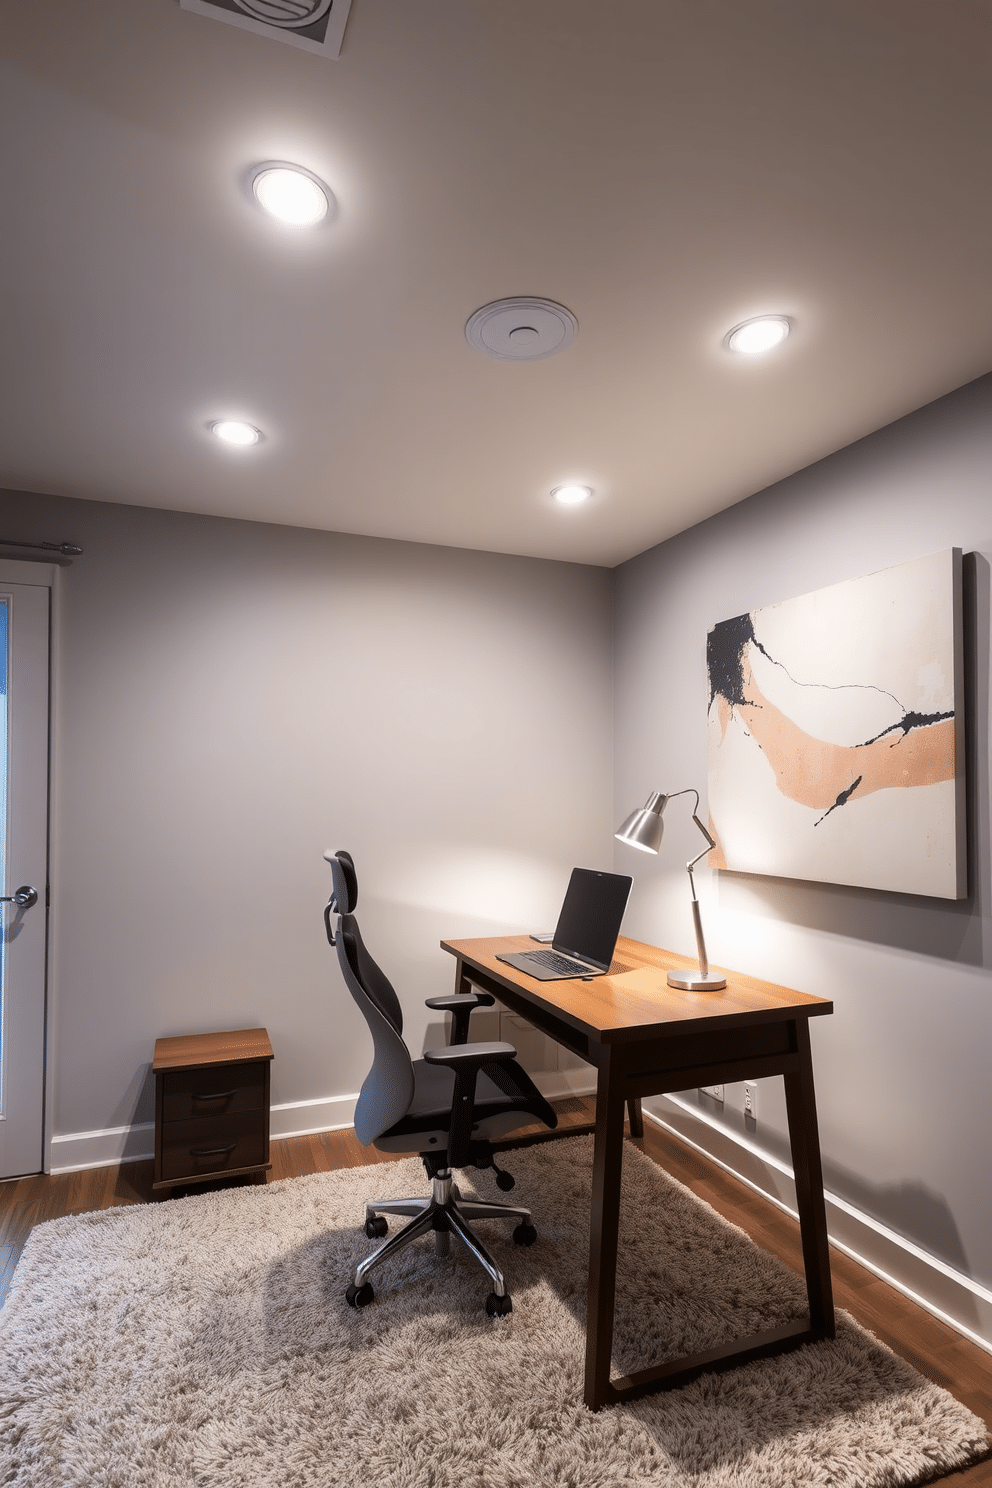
(666, 969, 727, 991)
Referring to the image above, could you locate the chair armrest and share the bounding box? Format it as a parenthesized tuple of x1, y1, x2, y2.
(424, 991, 496, 1046)
(423, 1041, 519, 1170)
(423, 1040, 516, 1068)
(424, 993, 496, 1010)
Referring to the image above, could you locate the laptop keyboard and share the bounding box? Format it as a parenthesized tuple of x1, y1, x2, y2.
(526, 949, 598, 977)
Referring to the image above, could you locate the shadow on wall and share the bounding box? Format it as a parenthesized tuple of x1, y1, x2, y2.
(717, 551, 991, 969)
(119, 1061, 155, 1137)
(820, 1154, 984, 1328)
(662, 1090, 986, 1330)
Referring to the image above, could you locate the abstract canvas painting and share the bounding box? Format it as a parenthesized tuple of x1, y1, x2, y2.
(707, 549, 966, 898)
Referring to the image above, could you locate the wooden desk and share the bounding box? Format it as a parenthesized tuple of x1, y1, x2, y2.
(440, 933, 834, 1411)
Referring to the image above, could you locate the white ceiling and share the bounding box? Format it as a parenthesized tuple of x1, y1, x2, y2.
(2, 1, 990, 567)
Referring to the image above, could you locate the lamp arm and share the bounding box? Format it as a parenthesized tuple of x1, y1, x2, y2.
(687, 812, 716, 874)
(663, 789, 716, 875)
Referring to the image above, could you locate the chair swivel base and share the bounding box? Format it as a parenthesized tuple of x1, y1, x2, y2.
(345, 1168, 537, 1317)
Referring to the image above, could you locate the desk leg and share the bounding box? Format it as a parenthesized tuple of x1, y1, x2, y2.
(626, 1097, 644, 1137)
(451, 956, 473, 997)
(585, 1046, 628, 1411)
(784, 1019, 835, 1338)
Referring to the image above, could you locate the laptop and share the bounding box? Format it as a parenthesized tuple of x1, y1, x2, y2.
(496, 867, 632, 981)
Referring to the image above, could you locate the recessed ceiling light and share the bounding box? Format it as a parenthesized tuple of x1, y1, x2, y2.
(211, 420, 261, 446)
(551, 485, 592, 506)
(250, 162, 332, 227)
(725, 315, 790, 355)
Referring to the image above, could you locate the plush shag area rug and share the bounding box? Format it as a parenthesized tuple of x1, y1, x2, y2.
(0, 1136, 988, 1487)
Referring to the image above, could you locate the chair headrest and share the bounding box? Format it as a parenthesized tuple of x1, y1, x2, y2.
(323, 849, 358, 913)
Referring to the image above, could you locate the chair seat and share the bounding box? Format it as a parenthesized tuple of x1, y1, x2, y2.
(386, 1058, 534, 1137)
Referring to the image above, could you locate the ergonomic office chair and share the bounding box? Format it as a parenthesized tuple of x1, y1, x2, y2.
(325, 851, 499, 1046)
(324, 849, 557, 1316)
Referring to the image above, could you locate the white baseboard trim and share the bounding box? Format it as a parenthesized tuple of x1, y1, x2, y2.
(268, 1074, 597, 1141)
(534, 1070, 597, 1102)
(645, 1093, 992, 1356)
(270, 1094, 358, 1140)
(46, 1073, 597, 1175)
(49, 1122, 155, 1173)
(46, 1097, 363, 1172)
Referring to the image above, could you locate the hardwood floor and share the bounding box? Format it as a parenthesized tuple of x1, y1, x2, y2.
(1, 1101, 990, 1482)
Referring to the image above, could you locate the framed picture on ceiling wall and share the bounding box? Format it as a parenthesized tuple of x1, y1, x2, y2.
(706, 548, 966, 899)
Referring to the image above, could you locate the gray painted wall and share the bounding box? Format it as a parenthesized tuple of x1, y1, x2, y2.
(613, 373, 992, 1292)
(4, 373, 990, 1319)
(0, 491, 613, 1141)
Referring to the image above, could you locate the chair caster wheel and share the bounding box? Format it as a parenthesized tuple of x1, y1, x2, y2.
(485, 1291, 513, 1318)
(512, 1222, 537, 1247)
(495, 1171, 515, 1191)
(346, 1282, 374, 1309)
(365, 1216, 388, 1239)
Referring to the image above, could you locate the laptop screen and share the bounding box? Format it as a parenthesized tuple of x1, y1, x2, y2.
(553, 867, 632, 972)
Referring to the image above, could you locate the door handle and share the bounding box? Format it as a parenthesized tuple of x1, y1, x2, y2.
(0, 886, 38, 909)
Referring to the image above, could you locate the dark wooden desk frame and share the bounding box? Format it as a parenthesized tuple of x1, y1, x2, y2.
(441, 934, 835, 1412)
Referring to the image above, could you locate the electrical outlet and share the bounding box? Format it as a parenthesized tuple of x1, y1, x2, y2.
(743, 1081, 758, 1120)
(700, 1084, 724, 1103)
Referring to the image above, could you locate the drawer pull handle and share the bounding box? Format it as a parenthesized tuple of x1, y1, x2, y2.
(189, 1143, 237, 1158)
(192, 1089, 237, 1101)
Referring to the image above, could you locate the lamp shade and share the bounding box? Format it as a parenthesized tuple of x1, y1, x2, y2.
(614, 791, 667, 853)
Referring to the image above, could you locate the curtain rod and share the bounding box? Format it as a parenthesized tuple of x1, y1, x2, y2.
(0, 538, 83, 556)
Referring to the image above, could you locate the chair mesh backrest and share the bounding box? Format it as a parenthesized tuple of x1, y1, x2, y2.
(336, 913, 415, 1145)
(323, 851, 403, 1029)
(343, 910, 403, 1033)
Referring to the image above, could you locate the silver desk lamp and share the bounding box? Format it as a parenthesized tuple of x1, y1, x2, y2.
(615, 789, 726, 991)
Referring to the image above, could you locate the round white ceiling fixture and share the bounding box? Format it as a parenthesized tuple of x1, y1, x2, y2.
(250, 162, 333, 227)
(465, 298, 578, 362)
(551, 484, 592, 506)
(211, 420, 261, 447)
(725, 315, 791, 355)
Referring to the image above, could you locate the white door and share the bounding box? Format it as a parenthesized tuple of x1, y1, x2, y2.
(0, 562, 51, 1178)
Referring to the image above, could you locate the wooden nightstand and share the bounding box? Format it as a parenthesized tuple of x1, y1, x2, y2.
(152, 1027, 274, 1191)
